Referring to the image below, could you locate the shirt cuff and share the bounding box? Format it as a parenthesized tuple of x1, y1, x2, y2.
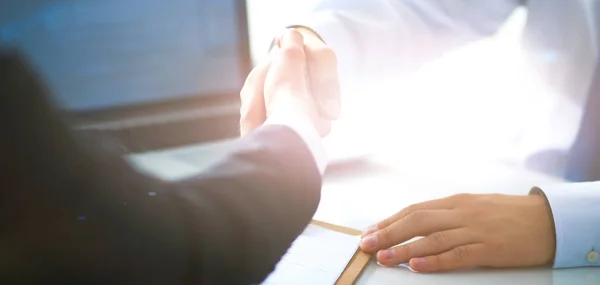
(264, 113, 328, 175)
(530, 182, 600, 268)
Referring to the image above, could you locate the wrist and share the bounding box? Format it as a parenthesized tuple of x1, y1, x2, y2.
(530, 193, 557, 264)
(267, 90, 321, 132)
(268, 97, 318, 125)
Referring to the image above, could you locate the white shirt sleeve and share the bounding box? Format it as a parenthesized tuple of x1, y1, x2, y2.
(264, 113, 328, 175)
(530, 182, 600, 268)
(297, 0, 519, 79)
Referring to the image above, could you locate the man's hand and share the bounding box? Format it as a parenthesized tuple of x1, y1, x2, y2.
(293, 26, 341, 121)
(240, 28, 340, 136)
(360, 194, 556, 272)
(262, 30, 319, 125)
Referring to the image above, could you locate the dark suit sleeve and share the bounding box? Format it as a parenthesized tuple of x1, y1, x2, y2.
(102, 125, 321, 285)
(0, 50, 321, 285)
(173, 125, 322, 284)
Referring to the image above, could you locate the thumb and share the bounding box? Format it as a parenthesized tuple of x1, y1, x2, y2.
(267, 29, 308, 92)
(278, 28, 305, 55)
(266, 30, 332, 136)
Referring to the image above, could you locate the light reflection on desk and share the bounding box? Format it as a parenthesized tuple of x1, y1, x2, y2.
(357, 265, 598, 285)
(130, 137, 595, 284)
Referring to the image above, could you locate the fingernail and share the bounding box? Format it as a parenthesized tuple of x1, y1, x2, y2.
(411, 257, 426, 267)
(362, 225, 378, 237)
(379, 249, 394, 260)
(361, 235, 378, 249)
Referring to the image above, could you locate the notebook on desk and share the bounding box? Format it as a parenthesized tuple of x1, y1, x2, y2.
(261, 220, 371, 285)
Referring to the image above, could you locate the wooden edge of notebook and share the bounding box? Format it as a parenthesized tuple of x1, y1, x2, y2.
(310, 220, 373, 285)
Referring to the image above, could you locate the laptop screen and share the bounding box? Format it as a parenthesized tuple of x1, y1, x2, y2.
(0, 0, 250, 112)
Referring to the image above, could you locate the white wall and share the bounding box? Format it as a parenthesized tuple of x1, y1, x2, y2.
(246, 1, 526, 64)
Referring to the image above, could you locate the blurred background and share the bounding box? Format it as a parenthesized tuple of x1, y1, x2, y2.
(0, 1, 581, 176)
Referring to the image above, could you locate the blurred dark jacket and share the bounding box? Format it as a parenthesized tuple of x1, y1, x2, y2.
(0, 50, 321, 285)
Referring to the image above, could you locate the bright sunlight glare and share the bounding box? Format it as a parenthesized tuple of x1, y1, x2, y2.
(248, 4, 582, 174)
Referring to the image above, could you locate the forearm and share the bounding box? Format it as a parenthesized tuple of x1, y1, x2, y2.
(299, 0, 520, 76)
(14, 125, 320, 285)
(42, 124, 321, 284)
(170, 124, 321, 284)
(2, 46, 322, 284)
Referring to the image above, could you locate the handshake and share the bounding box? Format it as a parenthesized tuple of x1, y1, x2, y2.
(237, 28, 569, 274)
(239, 28, 341, 137)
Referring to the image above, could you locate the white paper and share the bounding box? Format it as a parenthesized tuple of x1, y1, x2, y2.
(261, 224, 361, 285)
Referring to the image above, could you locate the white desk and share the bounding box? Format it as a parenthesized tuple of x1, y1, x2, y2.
(130, 140, 599, 285)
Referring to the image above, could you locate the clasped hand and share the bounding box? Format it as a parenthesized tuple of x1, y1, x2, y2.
(239, 28, 340, 137)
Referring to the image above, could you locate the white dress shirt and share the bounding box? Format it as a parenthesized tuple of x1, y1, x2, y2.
(289, 0, 600, 268)
(292, 0, 599, 173)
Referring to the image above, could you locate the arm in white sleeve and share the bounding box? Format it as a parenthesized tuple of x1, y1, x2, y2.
(530, 182, 600, 268)
(264, 113, 328, 175)
(299, 0, 521, 77)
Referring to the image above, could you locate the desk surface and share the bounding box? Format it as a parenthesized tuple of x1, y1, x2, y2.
(130, 140, 599, 285)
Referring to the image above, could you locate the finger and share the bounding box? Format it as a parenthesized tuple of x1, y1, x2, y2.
(361, 210, 462, 253)
(409, 243, 486, 272)
(305, 43, 341, 120)
(376, 228, 477, 266)
(281, 28, 304, 48)
(266, 29, 307, 94)
(362, 197, 456, 238)
(240, 60, 271, 136)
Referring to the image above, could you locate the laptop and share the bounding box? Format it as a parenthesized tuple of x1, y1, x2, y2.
(1, 0, 370, 175)
(1, 0, 251, 152)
